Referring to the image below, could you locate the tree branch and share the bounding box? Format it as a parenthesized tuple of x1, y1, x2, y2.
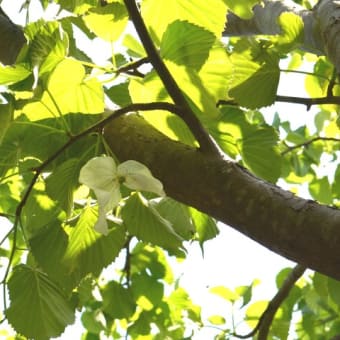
(104, 114, 340, 281)
(123, 0, 221, 156)
(218, 94, 340, 110)
(282, 136, 340, 155)
(232, 264, 306, 339)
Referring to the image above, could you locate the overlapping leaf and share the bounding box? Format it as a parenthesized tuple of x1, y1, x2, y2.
(6, 265, 75, 340)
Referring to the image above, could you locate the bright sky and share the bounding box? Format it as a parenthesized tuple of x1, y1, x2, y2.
(0, 1, 317, 338)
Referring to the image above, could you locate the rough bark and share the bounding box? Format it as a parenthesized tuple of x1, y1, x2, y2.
(104, 115, 340, 281)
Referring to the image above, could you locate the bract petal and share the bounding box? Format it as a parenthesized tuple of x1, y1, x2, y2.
(79, 156, 117, 190)
(95, 186, 121, 212)
(117, 160, 165, 197)
(94, 208, 109, 235)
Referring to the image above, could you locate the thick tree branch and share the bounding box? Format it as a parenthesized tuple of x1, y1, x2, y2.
(123, 0, 221, 156)
(104, 115, 340, 281)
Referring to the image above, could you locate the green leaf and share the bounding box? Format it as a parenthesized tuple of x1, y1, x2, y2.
(121, 193, 183, 250)
(246, 300, 268, 329)
(141, 0, 228, 43)
(224, 0, 260, 19)
(241, 127, 281, 182)
(45, 158, 82, 215)
(210, 286, 239, 303)
(189, 207, 219, 246)
(0, 64, 31, 85)
(6, 265, 75, 339)
(131, 273, 164, 309)
(101, 281, 136, 319)
(83, 3, 128, 42)
(208, 315, 226, 325)
(62, 206, 126, 282)
(106, 82, 132, 107)
(46, 58, 104, 115)
(309, 177, 333, 205)
(229, 55, 280, 109)
(81, 310, 106, 334)
(0, 96, 14, 144)
(30, 206, 126, 290)
(27, 20, 69, 76)
(153, 198, 195, 240)
(160, 20, 215, 70)
(57, 0, 97, 14)
(313, 272, 329, 298)
(328, 277, 340, 307)
(128, 72, 197, 145)
(275, 12, 304, 52)
(22, 188, 63, 239)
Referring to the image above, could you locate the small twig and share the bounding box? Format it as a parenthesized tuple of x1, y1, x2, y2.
(281, 136, 340, 155)
(232, 264, 306, 339)
(123, 0, 221, 157)
(327, 68, 337, 97)
(115, 57, 149, 77)
(122, 236, 133, 288)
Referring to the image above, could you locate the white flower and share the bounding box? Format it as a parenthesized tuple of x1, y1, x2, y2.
(79, 156, 165, 235)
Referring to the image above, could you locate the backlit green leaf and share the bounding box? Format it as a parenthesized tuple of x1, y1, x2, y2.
(241, 127, 281, 183)
(161, 20, 215, 71)
(46, 58, 104, 115)
(153, 198, 195, 240)
(101, 281, 136, 319)
(122, 193, 183, 250)
(309, 177, 333, 205)
(141, 0, 228, 42)
(83, 3, 128, 42)
(30, 206, 126, 291)
(6, 265, 75, 339)
(229, 55, 280, 109)
(0, 64, 31, 85)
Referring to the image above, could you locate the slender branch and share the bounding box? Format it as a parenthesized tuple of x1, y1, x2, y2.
(123, 0, 221, 156)
(233, 264, 306, 339)
(282, 136, 340, 155)
(327, 68, 338, 97)
(115, 57, 149, 77)
(218, 95, 340, 110)
(275, 95, 340, 109)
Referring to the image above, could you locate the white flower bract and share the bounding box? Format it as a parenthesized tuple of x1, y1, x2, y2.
(79, 156, 165, 235)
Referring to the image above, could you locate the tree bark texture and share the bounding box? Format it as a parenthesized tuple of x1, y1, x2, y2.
(104, 115, 340, 281)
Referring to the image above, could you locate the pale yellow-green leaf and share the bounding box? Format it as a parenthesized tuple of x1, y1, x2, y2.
(47, 59, 104, 115)
(208, 315, 226, 325)
(83, 3, 128, 42)
(275, 12, 304, 52)
(210, 286, 239, 302)
(141, 0, 227, 43)
(0, 64, 31, 85)
(246, 300, 268, 328)
(224, 0, 260, 19)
